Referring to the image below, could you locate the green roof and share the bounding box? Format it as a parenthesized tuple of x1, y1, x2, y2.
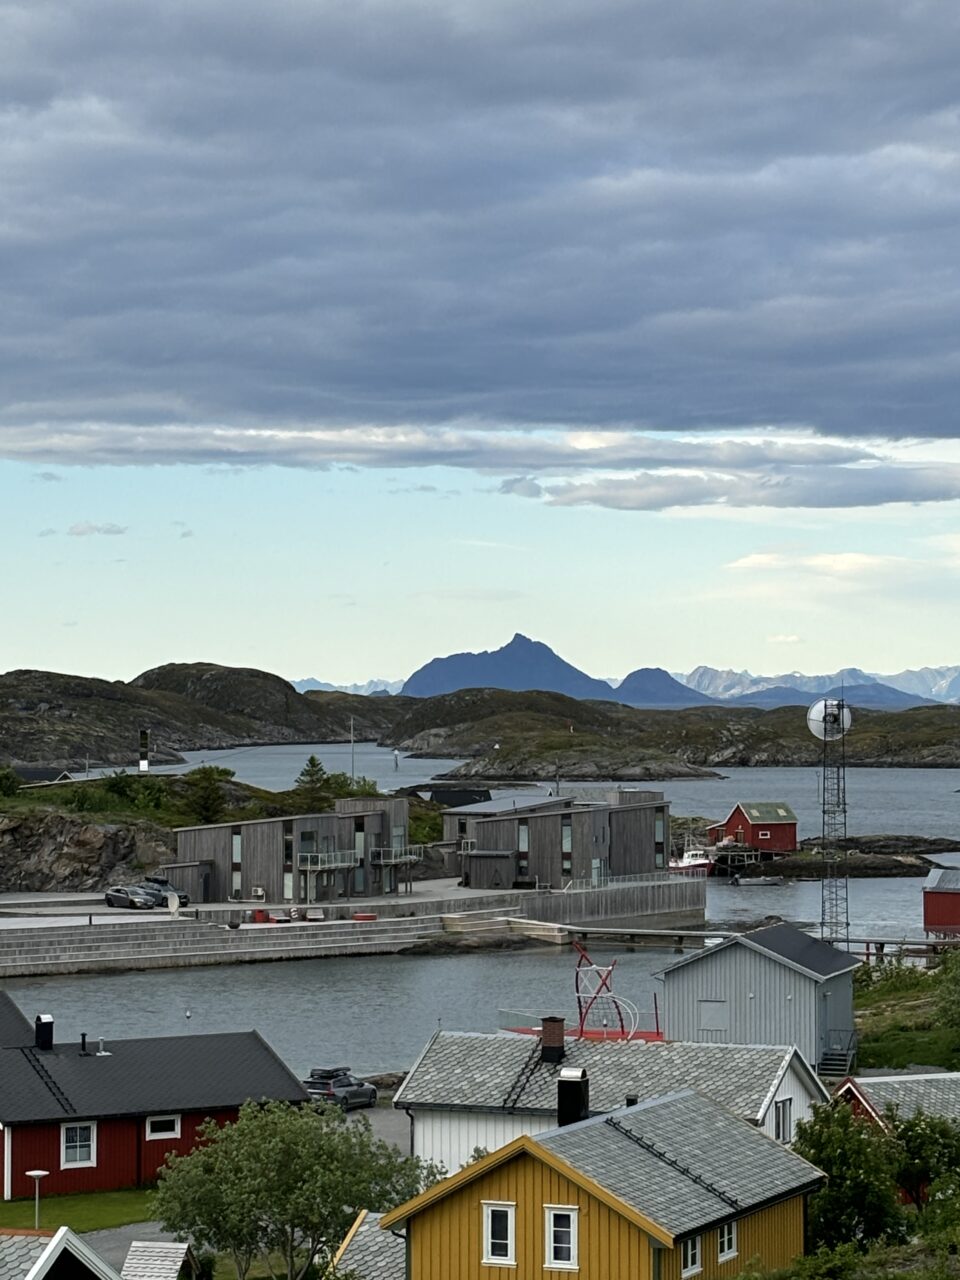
(734, 802, 798, 824)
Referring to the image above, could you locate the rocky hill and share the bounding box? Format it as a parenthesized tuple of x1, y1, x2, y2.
(0, 811, 173, 891)
(0, 664, 408, 770)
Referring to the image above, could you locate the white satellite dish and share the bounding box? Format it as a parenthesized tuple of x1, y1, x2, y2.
(806, 697, 852, 741)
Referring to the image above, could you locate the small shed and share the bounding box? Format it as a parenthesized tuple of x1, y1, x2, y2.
(706, 801, 798, 853)
(923, 868, 960, 937)
(659, 922, 859, 1074)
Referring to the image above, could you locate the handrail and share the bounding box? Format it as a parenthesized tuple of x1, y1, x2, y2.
(561, 871, 701, 892)
(370, 845, 425, 865)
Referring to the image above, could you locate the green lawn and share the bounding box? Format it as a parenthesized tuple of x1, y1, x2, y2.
(0, 1188, 155, 1233)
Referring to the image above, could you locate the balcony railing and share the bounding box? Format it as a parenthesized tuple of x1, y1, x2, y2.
(298, 850, 360, 871)
(371, 845, 425, 866)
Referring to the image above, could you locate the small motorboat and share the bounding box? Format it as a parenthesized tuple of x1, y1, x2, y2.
(729, 874, 785, 887)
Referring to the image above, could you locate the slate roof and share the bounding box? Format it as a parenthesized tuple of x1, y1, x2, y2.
(924, 868, 960, 893)
(444, 795, 565, 817)
(661, 922, 859, 983)
(0, 1234, 51, 1280)
(0, 994, 34, 1048)
(847, 1074, 960, 1122)
(0, 1031, 309, 1124)
(335, 1212, 403, 1280)
(121, 1243, 194, 1280)
(537, 1091, 824, 1237)
(394, 1030, 826, 1122)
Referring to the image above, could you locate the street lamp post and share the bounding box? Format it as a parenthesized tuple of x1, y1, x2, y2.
(25, 1170, 48, 1229)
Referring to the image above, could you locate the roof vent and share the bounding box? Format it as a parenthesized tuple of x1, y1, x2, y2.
(557, 1066, 589, 1128)
(95, 1037, 111, 1057)
(34, 1014, 54, 1052)
(625, 1093, 639, 1107)
(80, 1032, 90, 1057)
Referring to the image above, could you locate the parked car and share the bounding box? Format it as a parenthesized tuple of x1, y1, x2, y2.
(303, 1068, 378, 1110)
(141, 874, 190, 906)
(104, 885, 156, 910)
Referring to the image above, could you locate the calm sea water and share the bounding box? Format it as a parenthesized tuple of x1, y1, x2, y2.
(4, 874, 942, 1075)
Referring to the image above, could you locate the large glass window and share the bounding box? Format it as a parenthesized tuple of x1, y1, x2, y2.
(518, 820, 529, 853)
(482, 1201, 515, 1264)
(545, 1206, 578, 1268)
(231, 827, 242, 896)
(61, 1122, 96, 1167)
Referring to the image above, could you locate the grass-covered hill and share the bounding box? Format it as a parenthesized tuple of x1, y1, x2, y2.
(380, 687, 960, 775)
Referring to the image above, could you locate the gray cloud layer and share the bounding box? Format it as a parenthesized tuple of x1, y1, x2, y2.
(2, 0, 960, 501)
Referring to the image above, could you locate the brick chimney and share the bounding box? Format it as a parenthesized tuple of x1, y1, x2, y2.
(540, 1016, 565, 1064)
(557, 1066, 590, 1127)
(34, 1014, 54, 1051)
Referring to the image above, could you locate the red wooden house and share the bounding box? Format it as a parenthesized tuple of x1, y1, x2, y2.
(923, 868, 960, 937)
(0, 996, 308, 1201)
(706, 802, 798, 854)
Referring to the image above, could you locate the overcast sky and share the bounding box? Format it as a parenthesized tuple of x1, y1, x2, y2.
(3, 0, 960, 683)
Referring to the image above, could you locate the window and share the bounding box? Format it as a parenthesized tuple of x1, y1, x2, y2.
(774, 1097, 793, 1143)
(545, 1206, 578, 1269)
(697, 999, 729, 1032)
(718, 1221, 738, 1262)
(758, 830, 771, 839)
(482, 1201, 515, 1265)
(145, 1114, 181, 1140)
(655, 811, 666, 866)
(681, 1236, 701, 1277)
(518, 820, 529, 854)
(561, 816, 572, 854)
(61, 1121, 96, 1168)
(231, 827, 242, 896)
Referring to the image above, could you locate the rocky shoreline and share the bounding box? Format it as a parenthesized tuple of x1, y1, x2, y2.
(729, 834, 960, 879)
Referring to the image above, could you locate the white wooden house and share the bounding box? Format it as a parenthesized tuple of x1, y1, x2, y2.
(658, 923, 859, 1074)
(394, 1021, 829, 1173)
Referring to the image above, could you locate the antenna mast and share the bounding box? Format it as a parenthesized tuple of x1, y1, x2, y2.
(807, 697, 852, 945)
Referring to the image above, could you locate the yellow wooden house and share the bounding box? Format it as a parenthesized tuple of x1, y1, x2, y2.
(379, 1089, 824, 1280)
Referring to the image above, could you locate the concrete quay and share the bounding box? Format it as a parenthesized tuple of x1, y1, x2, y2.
(0, 875, 704, 977)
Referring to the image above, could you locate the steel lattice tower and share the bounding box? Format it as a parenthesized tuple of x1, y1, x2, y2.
(818, 699, 850, 945)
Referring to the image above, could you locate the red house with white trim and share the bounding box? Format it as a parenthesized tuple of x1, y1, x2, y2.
(0, 995, 308, 1200)
(706, 802, 799, 854)
(923, 868, 960, 937)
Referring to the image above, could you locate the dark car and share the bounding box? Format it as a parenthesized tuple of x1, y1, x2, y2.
(141, 874, 190, 906)
(303, 1067, 378, 1110)
(104, 885, 156, 910)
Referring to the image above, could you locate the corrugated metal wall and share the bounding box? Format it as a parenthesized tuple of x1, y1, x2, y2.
(662, 945, 818, 1065)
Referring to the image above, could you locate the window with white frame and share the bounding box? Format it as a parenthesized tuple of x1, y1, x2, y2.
(145, 1114, 181, 1140)
(758, 830, 771, 839)
(61, 1121, 96, 1168)
(482, 1201, 515, 1265)
(681, 1235, 702, 1276)
(545, 1205, 578, 1268)
(774, 1097, 793, 1143)
(718, 1221, 738, 1262)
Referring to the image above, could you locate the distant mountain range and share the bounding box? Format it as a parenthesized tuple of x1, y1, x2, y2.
(293, 637, 958, 709)
(292, 677, 404, 696)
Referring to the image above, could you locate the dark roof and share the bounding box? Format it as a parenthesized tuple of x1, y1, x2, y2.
(0, 994, 34, 1048)
(845, 1074, 960, 1122)
(536, 1091, 824, 1237)
(662, 922, 859, 982)
(743, 924, 859, 978)
(0, 1030, 309, 1124)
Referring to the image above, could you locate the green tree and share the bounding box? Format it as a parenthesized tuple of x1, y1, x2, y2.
(183, 766, 232, 824)
(293, 755, 332, 811)
(890, 1108, 960, 1209)
(793, 1103, 904, 1248)
(152, 1100, 442, 1280)
(0, 766, 20, 798)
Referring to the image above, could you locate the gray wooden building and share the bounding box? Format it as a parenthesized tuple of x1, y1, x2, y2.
(172, 797, 414, 904)
(659, 923, 859, 1074)
(446, 790, 670, 890)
